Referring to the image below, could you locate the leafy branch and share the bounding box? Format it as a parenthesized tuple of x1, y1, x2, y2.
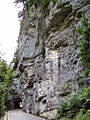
(76, 15, 90, 77)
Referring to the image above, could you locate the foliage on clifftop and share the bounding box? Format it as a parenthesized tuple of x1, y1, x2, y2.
(15, 0, 57, 11)
(0, 58, 13, 117)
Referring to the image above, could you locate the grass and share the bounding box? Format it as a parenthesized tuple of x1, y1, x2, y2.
(0, 116, 4, 120)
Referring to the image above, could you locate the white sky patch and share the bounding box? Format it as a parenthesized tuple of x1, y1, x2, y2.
(0, 0, 22, 64)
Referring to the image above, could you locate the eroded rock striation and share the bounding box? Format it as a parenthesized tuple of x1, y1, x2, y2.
(12, 0, 90, 119)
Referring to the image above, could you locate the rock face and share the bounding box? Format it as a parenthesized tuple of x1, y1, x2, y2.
(12, 0, 90, 119)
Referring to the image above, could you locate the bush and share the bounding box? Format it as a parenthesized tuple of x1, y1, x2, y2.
(76, 15, 90, 77)
(73, 109, 90, 120)
(56, 87, 90, 120)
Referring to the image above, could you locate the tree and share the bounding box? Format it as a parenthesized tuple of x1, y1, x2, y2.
(0, 58, 13, 117)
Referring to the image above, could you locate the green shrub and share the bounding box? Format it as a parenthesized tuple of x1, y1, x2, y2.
(73, 109, 90, 120)
(56, 87, 90, 120)
(40, 0, 50, 9)
(76, 15, 90, 77)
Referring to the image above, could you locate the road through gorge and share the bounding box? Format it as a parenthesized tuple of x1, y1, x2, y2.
(7, 110, 46, 120)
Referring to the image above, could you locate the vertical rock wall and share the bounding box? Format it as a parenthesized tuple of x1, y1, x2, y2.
(13, 0, 90, 119)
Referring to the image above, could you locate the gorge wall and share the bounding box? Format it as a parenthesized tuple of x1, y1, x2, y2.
(12, 0, 90, 119)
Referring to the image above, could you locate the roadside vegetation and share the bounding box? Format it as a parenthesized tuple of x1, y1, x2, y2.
(56, 87, 90, 120)
(0, 116, 4, 120)
(0, 57, 13, 117)
(56, 15, 90, 120)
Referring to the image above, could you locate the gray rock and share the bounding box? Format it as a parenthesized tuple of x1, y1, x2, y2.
(9, 0, 90, 119)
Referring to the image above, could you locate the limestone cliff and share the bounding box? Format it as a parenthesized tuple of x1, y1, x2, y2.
(12, 0, 90, 119)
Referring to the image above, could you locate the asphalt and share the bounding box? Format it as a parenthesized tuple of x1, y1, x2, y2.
(7, 109, 46, 120)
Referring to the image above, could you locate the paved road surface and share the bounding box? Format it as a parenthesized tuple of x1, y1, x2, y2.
(8, 110, 45, 120)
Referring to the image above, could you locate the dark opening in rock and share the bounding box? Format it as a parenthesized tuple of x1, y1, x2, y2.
(14, 98, 22, 109)
(42, 99, 47, 104)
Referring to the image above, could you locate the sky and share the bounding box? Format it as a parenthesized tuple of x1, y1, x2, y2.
(0, 0, 22, 64)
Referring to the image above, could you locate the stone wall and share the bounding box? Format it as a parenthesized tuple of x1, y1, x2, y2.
(13, 0, 90, 119)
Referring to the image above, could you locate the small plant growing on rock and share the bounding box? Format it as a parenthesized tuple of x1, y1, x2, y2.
(76, 15, 90, 77)
(60, 82, 72, 96)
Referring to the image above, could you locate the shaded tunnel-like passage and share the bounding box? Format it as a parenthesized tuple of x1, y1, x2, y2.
(14, 98, 22, 109)
(7, 97, 22, 111)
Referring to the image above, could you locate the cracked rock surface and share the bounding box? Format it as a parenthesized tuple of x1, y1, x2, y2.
(10, 0, 90, 119)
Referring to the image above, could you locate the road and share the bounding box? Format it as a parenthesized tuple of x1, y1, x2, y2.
(7, 109, 46, 120)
